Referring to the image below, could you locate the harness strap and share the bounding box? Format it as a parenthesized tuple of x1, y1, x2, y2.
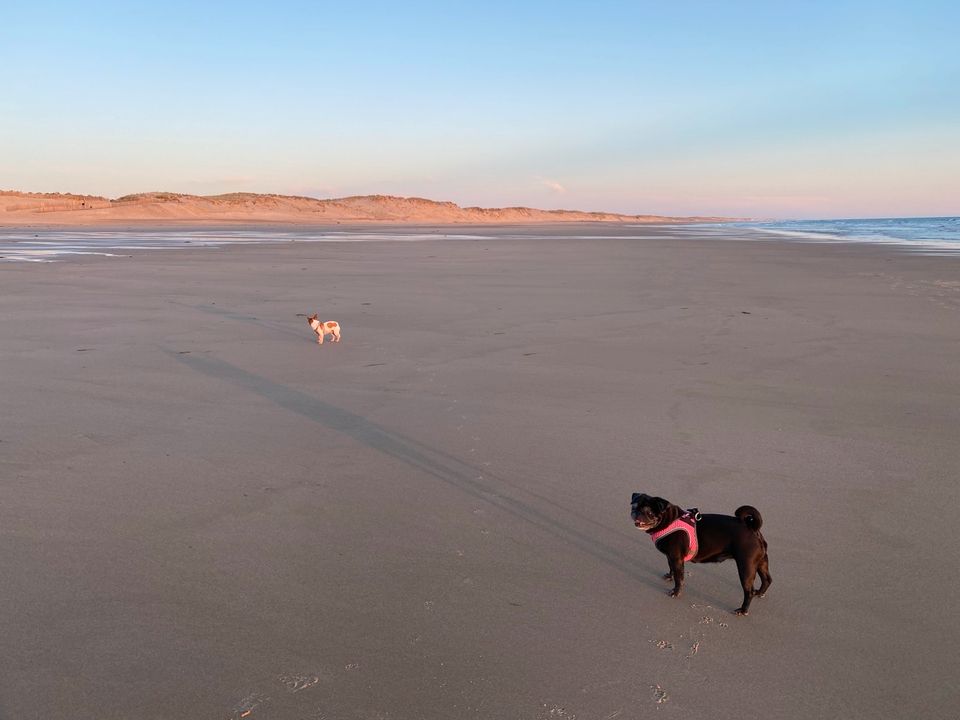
(649, 511, 698, 562)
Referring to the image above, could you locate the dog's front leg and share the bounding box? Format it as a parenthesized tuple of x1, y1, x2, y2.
(667, 556, 685, 597)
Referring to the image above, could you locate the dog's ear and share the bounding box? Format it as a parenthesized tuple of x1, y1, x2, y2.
(631, 492, 644, 505)
(651, 496, 670, 514)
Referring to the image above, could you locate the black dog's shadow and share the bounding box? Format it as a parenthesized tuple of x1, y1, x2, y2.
(166, 346, 729, 606)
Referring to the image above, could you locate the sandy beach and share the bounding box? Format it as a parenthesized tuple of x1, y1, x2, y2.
(1, 225, 958, 719)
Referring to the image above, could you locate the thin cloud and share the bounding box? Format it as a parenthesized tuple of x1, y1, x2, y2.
(537, 177, 567, 194)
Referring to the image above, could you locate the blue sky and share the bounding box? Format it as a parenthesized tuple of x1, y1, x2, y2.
(1, 1, 957, 218)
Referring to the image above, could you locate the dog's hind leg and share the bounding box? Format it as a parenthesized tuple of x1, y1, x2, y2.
(735, 561, 758, 615)
(757, 554, 772, 598)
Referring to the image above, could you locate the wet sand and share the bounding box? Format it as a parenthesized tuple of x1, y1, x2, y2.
(1, 225, 958, 719)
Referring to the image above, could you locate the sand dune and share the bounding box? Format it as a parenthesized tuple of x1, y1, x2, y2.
(0, 190, 736, 225)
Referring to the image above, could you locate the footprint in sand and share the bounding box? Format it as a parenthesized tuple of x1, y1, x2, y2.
(298, 711, 328, 720)
(537, 703, 577, 719)
(651, 685, 669, 704)
(279, 674, 321, 693)
(230, 692, 269, 719)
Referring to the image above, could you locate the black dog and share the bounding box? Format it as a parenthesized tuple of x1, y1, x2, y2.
(630, 493, 772, 615)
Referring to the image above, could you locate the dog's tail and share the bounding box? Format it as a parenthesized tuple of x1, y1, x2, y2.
(735, 505, 763, 531)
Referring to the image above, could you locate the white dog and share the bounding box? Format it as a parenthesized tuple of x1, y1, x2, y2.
(307, 313, 341, 344)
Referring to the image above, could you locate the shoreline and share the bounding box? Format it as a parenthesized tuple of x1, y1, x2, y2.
(3, 222, 959, 264)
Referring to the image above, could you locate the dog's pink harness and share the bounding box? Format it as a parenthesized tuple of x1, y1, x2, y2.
(649, 511, 699, 562)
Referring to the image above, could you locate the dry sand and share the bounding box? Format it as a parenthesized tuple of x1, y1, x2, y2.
(1, 225, 958, 719)
(0, 190, 737, 225)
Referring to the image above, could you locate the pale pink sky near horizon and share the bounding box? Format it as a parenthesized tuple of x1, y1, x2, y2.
(6, 120, 957, 220)
(4, 119, 957, 220)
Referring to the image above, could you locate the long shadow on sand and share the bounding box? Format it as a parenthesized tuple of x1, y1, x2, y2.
(169, 350, 678, 593)
(167, 300, 309, 341)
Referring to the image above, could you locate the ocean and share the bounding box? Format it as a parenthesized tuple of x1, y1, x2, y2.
(736, 216, 960, 253)
(1, 217, 958, 262)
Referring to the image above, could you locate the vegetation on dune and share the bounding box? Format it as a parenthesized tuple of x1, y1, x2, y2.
(113, 192, 187, 203)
